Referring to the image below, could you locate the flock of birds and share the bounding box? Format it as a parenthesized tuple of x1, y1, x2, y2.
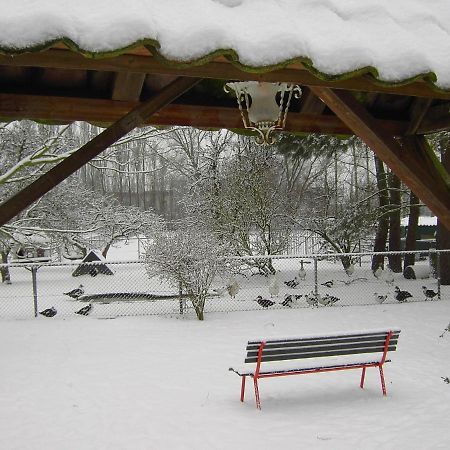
(40, 263, 441, 316)
(38, 284, 93, 318)
(254, 291, 341, 309)
(251, 262, 440, 309)
(373, 285, 439, 304)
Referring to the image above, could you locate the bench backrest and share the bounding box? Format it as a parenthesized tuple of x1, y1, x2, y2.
(245, 329, 401, 364)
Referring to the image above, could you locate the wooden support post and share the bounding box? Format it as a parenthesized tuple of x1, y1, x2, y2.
(309, 87, 450, 232)
(0, 77, 202, 226)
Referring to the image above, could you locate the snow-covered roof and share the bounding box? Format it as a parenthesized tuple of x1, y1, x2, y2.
(2, 1, 450, 89)
(401, 216, 437, 227)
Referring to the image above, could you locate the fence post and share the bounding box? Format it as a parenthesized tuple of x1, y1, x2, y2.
(31, 266, 38, 317)
(437, 250, 441, 300)
(313, 256, 318, 297)
(179, 281, 184, 315)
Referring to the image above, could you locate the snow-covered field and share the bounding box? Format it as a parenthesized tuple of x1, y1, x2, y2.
(0, 301, 449, 449)
(1, 240, 449, 449)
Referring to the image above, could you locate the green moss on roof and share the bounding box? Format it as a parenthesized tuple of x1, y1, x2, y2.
(0, 38, 449, 94)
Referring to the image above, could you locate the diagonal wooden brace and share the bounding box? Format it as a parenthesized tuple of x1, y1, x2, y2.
(0, 77, 202, 226)
(309, 87, 450, 232)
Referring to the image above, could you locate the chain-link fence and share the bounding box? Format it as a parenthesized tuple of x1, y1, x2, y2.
(0, 250, 448, 320)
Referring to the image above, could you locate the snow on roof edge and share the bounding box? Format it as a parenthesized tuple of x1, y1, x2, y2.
(0, 38, 447, 94)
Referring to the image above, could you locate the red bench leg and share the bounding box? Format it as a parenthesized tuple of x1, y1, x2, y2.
(253, 378, 261, 410)
(360, 367, 366, 389)
(240, 376, 246, 402)
(379, 366, 387, 396)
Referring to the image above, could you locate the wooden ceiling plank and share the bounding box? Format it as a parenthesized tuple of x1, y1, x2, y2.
(0, 93, 409, 136)
(111, 72, 146, 101)
(406, 97, 432, 135)
(0, 77, 202, 226)
(309, 86, 450, 231)
(0, 49, 449, 99)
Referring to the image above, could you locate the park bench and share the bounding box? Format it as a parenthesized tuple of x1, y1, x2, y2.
(229, 328, 400, 409)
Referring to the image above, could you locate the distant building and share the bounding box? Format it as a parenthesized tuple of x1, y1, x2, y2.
(400, 216, 437, 251)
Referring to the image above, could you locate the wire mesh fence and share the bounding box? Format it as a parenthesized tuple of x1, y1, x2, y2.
(0, 249, 448, 320)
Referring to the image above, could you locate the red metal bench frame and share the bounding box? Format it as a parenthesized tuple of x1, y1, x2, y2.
(238, 330, 394, 410)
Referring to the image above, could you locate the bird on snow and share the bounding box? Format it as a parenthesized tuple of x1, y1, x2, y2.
(373, 266, 384, 279)
(280, 295, 294, 307)
(394, 286, 412, 302)
(64, 284, 84, 299)
(316, 293, 337, 307)
(384, 268, 395, 285)
(212, 286, 227, 296)
(255, 295, 276, 308)
(75, 303, 93, 316)
(322, 294, 341, 306)
(268, 275, 280, 297)
(305, 292, 319, 307)
(373, 293, 388, 304)
(284, 277, 299, 288)
(39, 306, 57, 317)
(345, 263, 355, 277)
(297, 261, 307, 281)
(321, 280, 334, 288)
(226, 279, 240, 299)
(422, 286, 438, 301)
(439, 322, 450, 338)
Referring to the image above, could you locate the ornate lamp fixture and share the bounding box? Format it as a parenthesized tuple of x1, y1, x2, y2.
(224, 81, 302, 145)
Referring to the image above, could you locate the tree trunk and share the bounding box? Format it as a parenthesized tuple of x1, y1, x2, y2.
(102, 242, 111, 258)
(404, 190, 420, 269)
(372, 156, 389, 271)
(437, 143, 450, 284)
(388, 171, 402, 272)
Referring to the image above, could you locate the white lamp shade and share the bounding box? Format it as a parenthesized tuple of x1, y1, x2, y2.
(246, 82, 281, 124)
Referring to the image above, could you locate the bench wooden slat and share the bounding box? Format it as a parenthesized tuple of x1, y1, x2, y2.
(247, 330, 400, 346)
(245, 341, 398, 361)
(246, 333, 400, 350)
(247, 337, 399, 353)
(246, 337, 399, 353)
(245, 345, 398, 363)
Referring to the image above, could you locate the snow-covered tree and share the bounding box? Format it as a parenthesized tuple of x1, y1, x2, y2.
(143, 220, 231, 320)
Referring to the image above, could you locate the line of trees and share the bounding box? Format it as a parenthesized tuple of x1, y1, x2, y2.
(1, 120, 449, 285)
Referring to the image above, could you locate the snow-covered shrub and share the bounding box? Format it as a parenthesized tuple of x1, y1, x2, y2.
(143, 221, 231, 320)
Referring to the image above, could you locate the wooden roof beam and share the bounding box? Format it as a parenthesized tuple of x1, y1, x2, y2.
(0, 93, 409, 136)
(309, 87, 450, 231)
(0, 77, 202, 226)
(1, 49, 450, 99)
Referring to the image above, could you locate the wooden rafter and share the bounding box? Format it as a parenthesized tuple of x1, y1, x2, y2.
(406, 97, 432, 135)
(298, 87, 326, 115)
(111, 72, 146, 101)
(0, 93, 409, 136)
(0, 77, 202, 226)
(418, 102, 450, 134)
(1, 49, 450, 99)
(309, 87, 450, 231)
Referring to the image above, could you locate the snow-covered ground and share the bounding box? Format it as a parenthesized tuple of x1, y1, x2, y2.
(0, 301, 449, 449)
(1, 241, 449, 448)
